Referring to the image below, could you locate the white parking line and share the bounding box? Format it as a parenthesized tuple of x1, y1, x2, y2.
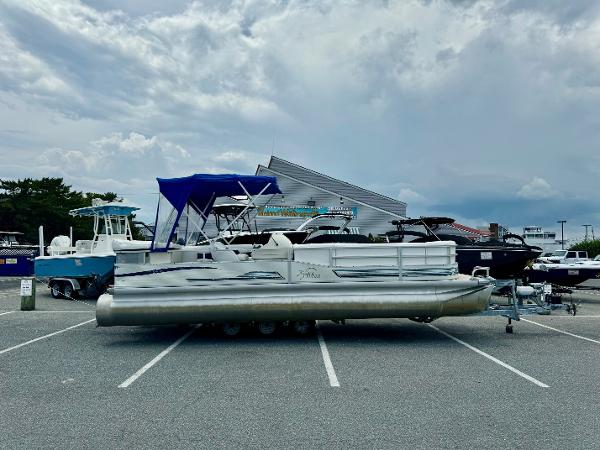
(119, 324, 201, 388)
(0, 311, 15, 316)
(0, 319, 96, 355)
(17, 311, 94, 313)
(535, 315, 600, 318)
(521, 318, 600, 344)
(428, 323, 549, 388)
(315, 321, 340, 387)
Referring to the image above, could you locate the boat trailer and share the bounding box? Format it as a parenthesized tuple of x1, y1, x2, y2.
(478, 278, 578, 333)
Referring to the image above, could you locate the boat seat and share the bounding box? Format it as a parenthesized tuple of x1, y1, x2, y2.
(251, 233, 293, 260)
(211, 242, 249, 262)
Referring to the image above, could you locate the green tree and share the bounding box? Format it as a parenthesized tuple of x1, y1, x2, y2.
(0, 178, 118, 244)
(569, 239, 600, 259)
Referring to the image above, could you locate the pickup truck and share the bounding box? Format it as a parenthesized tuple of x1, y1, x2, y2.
(539, 249, 589, 263)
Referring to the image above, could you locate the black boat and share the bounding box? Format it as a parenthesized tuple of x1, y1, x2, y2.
(387, 217, 543, 279)
(525, 262, 600, 287)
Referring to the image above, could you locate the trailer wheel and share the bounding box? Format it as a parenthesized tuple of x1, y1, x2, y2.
(256, 321, 277, 336)
(63, 283, 77, 300)
(505, 324, 513, 334)
(291, 321, 314, 335)
(50, 281, 63, 299)
(222, 323, 242, 337)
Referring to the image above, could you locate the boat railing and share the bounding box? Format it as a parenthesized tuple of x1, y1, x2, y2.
(47, 245, 77, 256)
(293, 242, 458, 279)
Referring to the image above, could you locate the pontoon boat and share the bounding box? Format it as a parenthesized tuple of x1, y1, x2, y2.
(96, 174, 494, 331)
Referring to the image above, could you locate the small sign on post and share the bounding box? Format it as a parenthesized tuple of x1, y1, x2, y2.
(20, 278, 35, 311)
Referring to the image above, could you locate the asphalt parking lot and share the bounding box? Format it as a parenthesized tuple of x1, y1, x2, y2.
(2, 280, 600, 449)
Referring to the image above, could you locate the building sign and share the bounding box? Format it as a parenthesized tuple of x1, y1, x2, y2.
(258, 205, 358, 218)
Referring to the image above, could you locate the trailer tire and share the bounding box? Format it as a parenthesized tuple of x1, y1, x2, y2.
(256, 321, 277, 336)
(50, 281, 63, 299)
(222, 322, 242, 337)
(291, 320, 314, 335)
(63, 283, 77, 300)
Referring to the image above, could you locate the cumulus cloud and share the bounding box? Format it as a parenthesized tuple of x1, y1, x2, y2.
(36, 132, 190, 177)
(1, 0, 600, 233)
(516, 177, 559, 200)
(4, 0, 590, 126)
(28, 132, 267, 220)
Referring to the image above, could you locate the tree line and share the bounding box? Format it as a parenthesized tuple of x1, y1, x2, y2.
(0, 177, 120, 245)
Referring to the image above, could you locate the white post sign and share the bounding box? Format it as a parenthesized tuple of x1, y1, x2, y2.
(20, 279, 33, 297)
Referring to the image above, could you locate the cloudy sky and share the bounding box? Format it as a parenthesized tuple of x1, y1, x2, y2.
(1, 0, 599, 239)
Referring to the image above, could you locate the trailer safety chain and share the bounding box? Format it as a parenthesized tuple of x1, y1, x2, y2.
(34, 277, 96, 308)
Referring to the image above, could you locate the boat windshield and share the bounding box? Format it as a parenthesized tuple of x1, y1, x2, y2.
(551, 250, 568, 257)
(100, 216, 130, 235)
(152, 174, 282, 252)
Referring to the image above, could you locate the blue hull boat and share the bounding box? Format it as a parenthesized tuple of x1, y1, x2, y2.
(35, 254, 116, 279)
(34, 201, 140, 299)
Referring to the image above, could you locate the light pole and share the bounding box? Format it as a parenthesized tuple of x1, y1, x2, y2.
(582, 224, 592, 241)
(557, 220, 567, 249)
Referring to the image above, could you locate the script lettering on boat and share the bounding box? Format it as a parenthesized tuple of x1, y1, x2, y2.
(297, 267, 320, 280)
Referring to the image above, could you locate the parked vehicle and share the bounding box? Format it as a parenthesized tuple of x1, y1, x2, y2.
(538, 250, 589, 264)
(34, 201, 140, 299)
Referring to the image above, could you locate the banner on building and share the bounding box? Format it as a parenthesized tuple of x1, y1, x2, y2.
(258, 205, 358, 218)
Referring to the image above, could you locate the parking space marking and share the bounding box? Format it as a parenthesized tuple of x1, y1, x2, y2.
(0, 319, 96, 355)
(428, 324, 549, 388)
(0, 311, 15, 316)
(119, 324, 201, 388)
(522, 318, 600, 344)
(16, 311, 94, 313)
(315, 321, 340, 387)
(536, 315, 600, 318)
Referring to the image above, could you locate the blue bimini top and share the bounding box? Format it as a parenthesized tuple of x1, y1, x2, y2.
(152, 174, 282, 251)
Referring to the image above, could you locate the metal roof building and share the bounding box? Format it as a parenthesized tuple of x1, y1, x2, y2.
(253, 156, 407, 236)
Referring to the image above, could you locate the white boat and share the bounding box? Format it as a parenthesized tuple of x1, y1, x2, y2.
(97, 174, 494, 329)
(35, 200, 141, 298)
(526, 260, 600, 287)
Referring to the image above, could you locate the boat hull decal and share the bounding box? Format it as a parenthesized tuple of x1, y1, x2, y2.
(115, 266, 217, 278)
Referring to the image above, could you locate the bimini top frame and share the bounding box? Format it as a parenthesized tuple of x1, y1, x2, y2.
(151, 174, 282, 252)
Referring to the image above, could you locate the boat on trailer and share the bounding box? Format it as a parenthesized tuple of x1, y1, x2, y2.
(525, 261, 600, 287)
(35, 200, 140, 299)
(97, 174, 494, 332)
(387, 217, 543, 280)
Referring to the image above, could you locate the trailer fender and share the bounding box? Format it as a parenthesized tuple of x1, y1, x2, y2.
(49, 278, 82, 291)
